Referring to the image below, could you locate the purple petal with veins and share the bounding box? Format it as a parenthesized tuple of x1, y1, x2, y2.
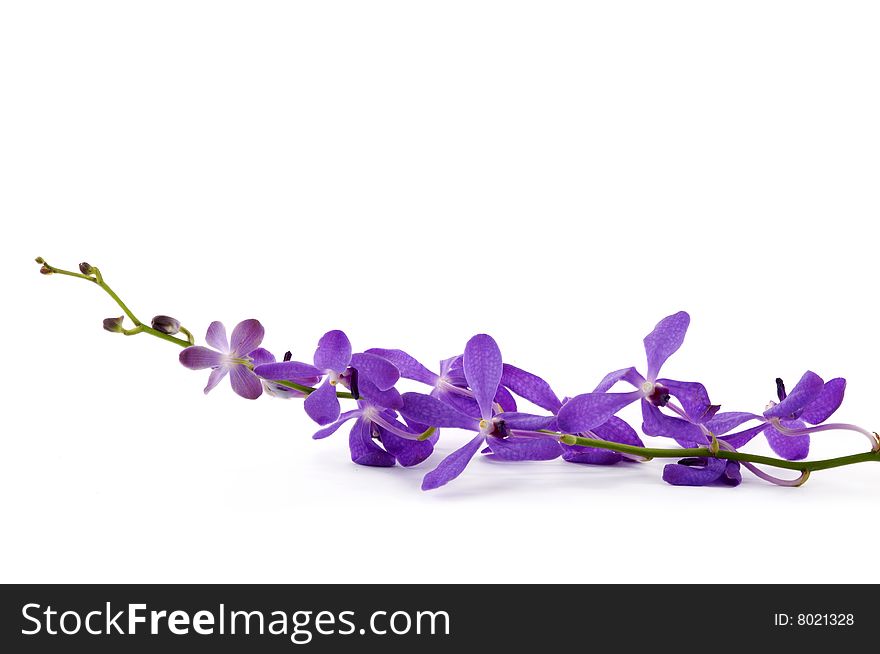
(800, 378, 846, 425)
(400, 393, 479, 430)
(357, 378, 403, 410)
(248, 348, 276, 367)
(254, 361, 323, 380)
(718, 423, 766, 449)
(594, 367, 644, 393)
(349, 418, 396, 467)
(463, 334, 503, 421)
(378, 424, 435, 467)
(486, 435, 562, 461)
(644, 311, 690, 381)
(229, 319, 264, 357)
(350, 352, 400, 390)
(501, 364, 562, 413)
(421, 434, 485, 490)
(556, 391, 641, 434)
(662, 457, 727, 486)
(229, 365, 262, 400)
(304, 379, 341, 425)
(493, 385, 517, 412)
(440, 356, 467, 387)
(313, 329, 352, 372)
(659, 379, 714, 422)
(497, 412, 558, 431)
(180, 346, 224, 370)
(723, 461, 742, 486)
(431, 387, 482, 419)
(763, 371, 824, 419)
(764, 419, 810, 460)
(705, 412, 763, 436)
(365, 348, 438, 386)
(641, 401, 709, 445)
(205, 321, 228, 352)
(204, 366, 229, 394)
(313, 410, 361, 439)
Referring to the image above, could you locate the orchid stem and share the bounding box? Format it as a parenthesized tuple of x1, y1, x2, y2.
(559, 433, 880, 476)
(36, 257, 357, 399)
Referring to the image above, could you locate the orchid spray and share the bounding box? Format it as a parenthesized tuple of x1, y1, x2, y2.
(36, 257, 880, 491)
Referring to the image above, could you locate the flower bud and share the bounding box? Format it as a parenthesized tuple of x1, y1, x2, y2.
(79, 262, 95, 275)
(39, 264, 53, 275)
(151, 315, 181, 335)
(103, 316, 125, 333)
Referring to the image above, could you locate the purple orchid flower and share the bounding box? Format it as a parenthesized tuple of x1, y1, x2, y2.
(253, 329, 400, 425)
(399, 334, 561, 490)
(179, 319, 266, 400)
(648, 372, 850, 461)
(248, 348, 321, 398)
(557, 311, 716, 444)
(312, 400, 438, 467)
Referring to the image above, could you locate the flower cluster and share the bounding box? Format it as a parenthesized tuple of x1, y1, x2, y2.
(178, 311, 880, 491)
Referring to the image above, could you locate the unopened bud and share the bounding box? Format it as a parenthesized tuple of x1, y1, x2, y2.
(35, 256, 45, 264)
(151, 315, 181, 335)
(79, 262, 95, 275)
(39, 265, 52, 275)
(103, 316, 125, 333)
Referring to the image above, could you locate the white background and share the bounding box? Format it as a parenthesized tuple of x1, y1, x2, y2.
(2, 2, 879, 583)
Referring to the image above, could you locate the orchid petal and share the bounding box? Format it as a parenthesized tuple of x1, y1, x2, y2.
(662, 457, 728, 486)
(313, 410, 361, 440)
(496, 412, 558, 431)
(365, 348, 438, 386)
(421, 434, 485, 490)
(378, 425, 435, 467)
(229, 319, 265, 357)
(641, 401, 709, 445)
(764, 420, 810, 460)
(644, 311, 690, 381)
(254, 361, 323, 380)
(718, 423, 766, 449)
(357, 378, 403, 410)
(179, 346, 224, 370)
(500, 364, 562, 413)
(247, 348, 276, 367)
(313, 329, 352, 372)
(493, 385, 518, 413)
(800, 378, 846, 425)
(486, 436, 562, 461)
(229, 365, 263, 400)
(763, 371, 824, 419)
(349, 418, 396, 467)
(705, 412, 763, 436)
(659, 379, 714, 423)
(203, 366, 229, 394)
(350, 352, 400, 390)
(463, 334, 503, 421)
(556, 391, 641, 434)
(205, 321, 228, 352)
(594, 367, 644, 393)
(304, 379, 341, 425)
(400, 393, 479, 430)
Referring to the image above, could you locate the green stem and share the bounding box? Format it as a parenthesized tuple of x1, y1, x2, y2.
(562, 434, 880, 473)
(36, 257, 356, 399)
